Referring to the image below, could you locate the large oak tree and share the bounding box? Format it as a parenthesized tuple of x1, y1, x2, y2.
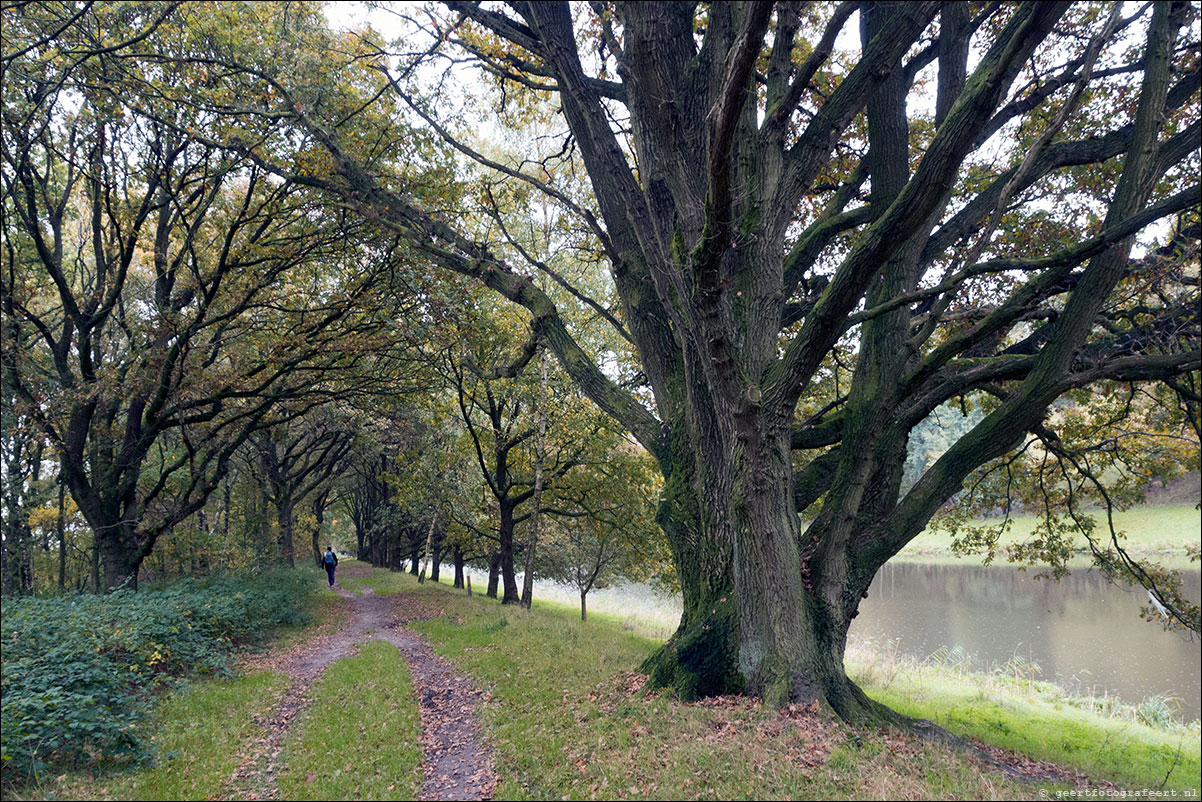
(252, 1, 1200, 719)
(20, 1, 1199, 725)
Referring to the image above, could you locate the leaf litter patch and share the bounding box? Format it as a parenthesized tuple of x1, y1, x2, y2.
(575, 666, 1125, 796)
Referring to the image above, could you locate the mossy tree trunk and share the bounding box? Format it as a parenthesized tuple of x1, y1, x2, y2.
(287, 0, 1196, 713)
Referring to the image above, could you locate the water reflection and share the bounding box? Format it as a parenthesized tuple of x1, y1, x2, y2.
(851, 561, 1202, 721)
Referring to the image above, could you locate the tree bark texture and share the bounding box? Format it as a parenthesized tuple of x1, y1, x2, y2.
(283, 0, 1199, 714)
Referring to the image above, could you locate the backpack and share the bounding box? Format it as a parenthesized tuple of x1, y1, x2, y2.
(324, 551, 335, 566)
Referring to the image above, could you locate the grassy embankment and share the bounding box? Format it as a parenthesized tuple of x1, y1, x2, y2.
(897, 503, 1201, 565)
(359, 566, 1200, 799)
(16, 519, 1200, 800)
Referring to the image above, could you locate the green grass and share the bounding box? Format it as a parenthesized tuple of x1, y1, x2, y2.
(18, 671, 287, 801)
(850, 651, 1200, 793)
(277, 640, 422, 801)
(329, 560, 422, 596)
(899, 504, 1201, 562)
(334, 574, 367, 595)
(406, 578, 1040, 800)
(375, 564, 1198, 799)
(350, 570, 413, 595)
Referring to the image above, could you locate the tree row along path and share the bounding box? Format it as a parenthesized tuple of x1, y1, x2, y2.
(222, 563, 496, 800)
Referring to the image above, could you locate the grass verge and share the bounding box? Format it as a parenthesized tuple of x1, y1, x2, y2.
(14, 671, 286, 801)
(352, 564, 1197, 800)
(849, 647, 1200, 793)
(899, 504, 1201, 561)
(868, 680, 1200, 793)
(277, 640, 422, 801)
(399, 573, 1036, 800)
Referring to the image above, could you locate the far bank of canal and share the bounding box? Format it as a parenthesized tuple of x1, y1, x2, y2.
(851, 560, 1201, 722)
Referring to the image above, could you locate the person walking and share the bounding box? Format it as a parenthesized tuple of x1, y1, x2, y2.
(323, 546, 338, 587)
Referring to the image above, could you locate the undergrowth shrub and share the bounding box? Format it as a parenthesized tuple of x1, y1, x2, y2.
(1, 567, 315, 787)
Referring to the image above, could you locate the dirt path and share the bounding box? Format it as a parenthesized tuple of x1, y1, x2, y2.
(222, 566, 495, 800)
(369, 589, 496, 801)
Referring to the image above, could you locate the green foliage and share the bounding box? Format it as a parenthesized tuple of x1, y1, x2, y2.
(23, 671, 287, 802)
(0, 568, 315, 786)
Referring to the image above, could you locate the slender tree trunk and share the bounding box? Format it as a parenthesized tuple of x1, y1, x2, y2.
(498, 502, 520, 604)
(487, 549, 500, 599)
(580, 590, 587, 622)
(195, 508, 210, 577)
(419, 510, 436, 583)
(19, 529, 33, 595)
(430, 541, 442, 583)
(453, 546, 465, 589)
(57, 478, 66, 592)
(520, 351, 549, 609)
(222, 474, 231, 545)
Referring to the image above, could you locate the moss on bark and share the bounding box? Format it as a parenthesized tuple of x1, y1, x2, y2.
(642, 587, 743, 700)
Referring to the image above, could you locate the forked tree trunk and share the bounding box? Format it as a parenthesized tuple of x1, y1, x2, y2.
(643, 421, 907, 725)
(98, 520, 144, 592)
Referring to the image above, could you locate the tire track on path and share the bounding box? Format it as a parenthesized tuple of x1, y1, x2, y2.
(222, 566, 495, 800)
(371, 590, 497, 801)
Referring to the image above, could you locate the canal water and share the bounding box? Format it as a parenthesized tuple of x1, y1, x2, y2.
(506, 557, 1201, 722)
(850, 560, 1202, 722)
